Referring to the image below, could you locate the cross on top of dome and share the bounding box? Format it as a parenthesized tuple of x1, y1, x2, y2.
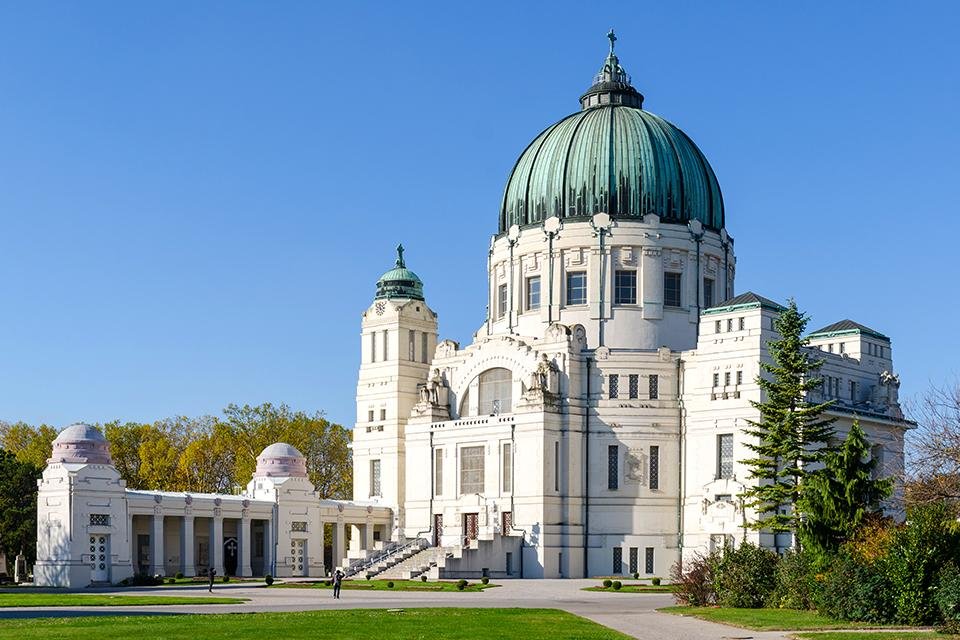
(580, 29, 642, 110)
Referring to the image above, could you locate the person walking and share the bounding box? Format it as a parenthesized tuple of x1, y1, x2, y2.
(207, 566, 216, 593)
(333, 569, 344, 599)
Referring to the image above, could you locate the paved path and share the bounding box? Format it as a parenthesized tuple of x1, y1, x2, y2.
(0, 580, 793, 640)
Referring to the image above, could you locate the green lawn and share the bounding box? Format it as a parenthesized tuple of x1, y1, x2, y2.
(793, 634, 946, 640)
(659, 606, 887, 631)
(0, 608, 632, 640)
(0, 594, 246, 607)
(583, 583, 675, 593)
(272, 578, 495, 592)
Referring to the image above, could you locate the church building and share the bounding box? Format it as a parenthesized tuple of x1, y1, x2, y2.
(349, 33, 910, 579)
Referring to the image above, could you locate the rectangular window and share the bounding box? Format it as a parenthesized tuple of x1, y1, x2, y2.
(664, 272, 682, 308)
(460, 446, 485, 495)
(291, 521, 307, 532)
(368, 409, 374, 422)
(370, 332, 376, 363)
(649, 374, 659, 400)
(724, 372, 731, 387)
(382, 329, 389, 361)
(380, 408, 386, 421)
(839, 342, 846, 354)
(613, 547, 623, 574)
(736, 370, 743, 385)
(608, 374, 619, 399)
(408, 329, 416, 361)
(614, 270, 637, 305)
(649, 445, 660, 490)
(421, 331, 429, 363)
(502, 511, 513, 532)
(739, 317, 745, 331)
(554, 441, 560, 492)
(370, 459, 381, 497)
(526, 276, 541, 311)
(566, 271, 587, 305)
(703, 277, 714, 308)
(628, 374, 639, 399)
(502, 442, 512, 493)
(505, 551, 513, 574)
(726, 318, 733, 332)
(498, 283, 508, 319)
(434, 449, 443, 496)
(712, 373, 719, 387)
(717, 434, 734, 479)
(850, 380, 857, 402)
(629, 547, 639, 574)
(645, 547, 655, 574)
(89, 514, 110, 526)
(608, 445, 619, 490)
(828, 343, 834, 353)
(715, 320, 722, 333)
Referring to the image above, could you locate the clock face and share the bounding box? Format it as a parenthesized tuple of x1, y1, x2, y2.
(375, 301, 386, 315)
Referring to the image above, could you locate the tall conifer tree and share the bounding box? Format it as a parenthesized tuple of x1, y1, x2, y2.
(741, 299, 835, 536)
(798, 421, 893, 554)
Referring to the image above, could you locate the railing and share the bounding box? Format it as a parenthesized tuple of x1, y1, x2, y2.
(342, 537, 428, 578)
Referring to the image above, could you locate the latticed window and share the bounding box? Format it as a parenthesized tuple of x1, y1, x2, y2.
(434, 449, 443, 496)
(663, 272, 682, 307)
(501, 443, 512, 493)
(370, 459, 381, 497)
(501, 511, 512, 532)
(629, 547, 638, 574)
(608, 374, 619, 399)
(460, 446, 485, 495)
(612, 547, 623, 574)
(89, 514, 110, 526)
(478, 368, 512, 415)
(645, 547, 655, 574)
(628, 374, 639, 399)
(608, 445, 619, 490)
(498, 284, 508, 318)
(614, 270, 637, 304)
(291, 521, 307, 532)
(566, 271, 587, 306)
(649, 446, 660, 490)
(649, 374, 659, 399)
(717, 434, 734, 479)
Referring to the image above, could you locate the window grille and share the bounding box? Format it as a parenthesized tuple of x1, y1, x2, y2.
(613, 547, 623, 574)
(434, 449, 443, 496)
(501, 443, 512, 493)
(717, 434, 734, 479)
(608, 445, 619, 490)
(89, 514, 110, 526)
(628, 374, 639, 399)
(460, 446, 485, 495)
(608, 374, 619, 399)
(649, 446, 660, 490)
(291, 521, 307, 532)
(629, 547, 639, 574)
(649, 374, 659, 400)
(369, 459, 381, 497)
(645, 547, 655, 574)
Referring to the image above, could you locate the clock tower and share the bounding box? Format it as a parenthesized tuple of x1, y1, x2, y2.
(352, 245, 437, 536)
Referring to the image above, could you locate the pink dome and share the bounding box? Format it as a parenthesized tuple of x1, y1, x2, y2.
(254, 442, 308, 478)
(48, 424, 113, 465)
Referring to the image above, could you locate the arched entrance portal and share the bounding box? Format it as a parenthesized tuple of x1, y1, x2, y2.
(223, 537, 238, 576)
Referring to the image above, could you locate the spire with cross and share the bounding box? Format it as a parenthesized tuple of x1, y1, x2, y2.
(607, 28, 617, 54)
(395, 243, 405, 268)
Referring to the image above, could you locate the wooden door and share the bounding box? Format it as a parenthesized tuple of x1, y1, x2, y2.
(463, 513, 478, 545)
(433, 514, 443, 547)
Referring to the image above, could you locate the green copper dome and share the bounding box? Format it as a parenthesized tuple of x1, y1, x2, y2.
(499, 31, 724, 234)
(375, 245, 424, 301)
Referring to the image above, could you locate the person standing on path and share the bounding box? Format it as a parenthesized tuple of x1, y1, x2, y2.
(207, 567, 216, 593)
(333, 569, 344, 599)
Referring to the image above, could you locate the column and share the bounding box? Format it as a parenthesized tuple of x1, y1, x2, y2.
(333, 521, 346, 571)
(212, 515, 225, 577)
(314, 518, 325, 576)
(129, 514, 136, 574)
(263, 519, 273, 577)
(150, 514, 165, 576)
(180, 516, 195, 577)
(240, 516, 252, 577)
(363, 519, 374, 551)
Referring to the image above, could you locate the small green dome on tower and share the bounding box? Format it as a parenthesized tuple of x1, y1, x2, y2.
(375, 244, 425, 301)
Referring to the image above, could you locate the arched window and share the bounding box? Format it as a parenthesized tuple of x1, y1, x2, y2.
(479, 368, 512, 415)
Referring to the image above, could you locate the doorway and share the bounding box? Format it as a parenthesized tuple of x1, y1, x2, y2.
(223, 537, 238, 576)
(89, 535, 110, 582)
(291, 539, 306, 576)
(463, 513, 478, 546)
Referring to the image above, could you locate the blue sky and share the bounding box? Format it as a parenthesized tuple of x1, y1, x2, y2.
(1, 2, 957, 428)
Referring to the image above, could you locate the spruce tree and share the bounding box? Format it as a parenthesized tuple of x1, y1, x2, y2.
(740, 299, 836, 537)
(798, 421, 893, 554)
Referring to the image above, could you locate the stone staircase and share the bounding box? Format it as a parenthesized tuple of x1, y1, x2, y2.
(372, 546, 452, 580)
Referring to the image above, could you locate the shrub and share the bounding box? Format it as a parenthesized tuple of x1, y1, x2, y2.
(935, 563, 960, 629)
(770, 550, 819, 610)
(174, 572, 184, 580)
(815, 554, 894, 624)
(651, 577, 661, 586)
(325, 580, 332, 586)
(711, 543, 778, 608)
(632, 572, 639, 580)
(387, 581, 395, 588)
(670, 553, 715, 606)
(602, 579, 612, 588)
(457, 583, 466, 591)
(457, 579, 468, 589)
(481, 576, 489, 585)
(420, 575, 428, 582)
(222, 575, 230, 583)
(264, 574, 274, 586)
(119, 578, 130, 586)
(167, 578, 175, 584)
(612, 581, 622, 590)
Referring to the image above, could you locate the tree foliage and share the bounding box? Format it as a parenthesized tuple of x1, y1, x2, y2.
(0, 449, 42, 569)
(799, 421, 893, 555)
(740, 299, 836, 534)
(905, 381, 960, 508)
